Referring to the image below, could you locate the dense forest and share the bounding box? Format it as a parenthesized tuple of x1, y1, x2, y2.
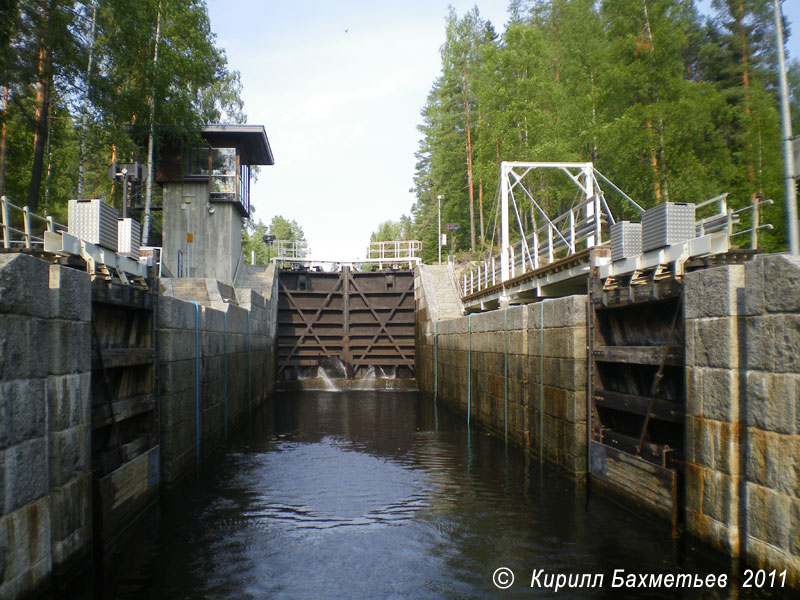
(3, 1, 799, 263)
(401, 0, 800, 262)
(0, 0, 244, 243)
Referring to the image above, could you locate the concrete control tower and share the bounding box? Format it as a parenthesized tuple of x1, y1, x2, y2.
(157, 124, 274, 284)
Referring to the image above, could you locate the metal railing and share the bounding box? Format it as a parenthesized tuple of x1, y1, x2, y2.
(139, 246, 163, 278)
(268, 240, 422, 271)
(272, 239, 308, 259)
(461, 190, 774, 297)
(270, 257, 421, 271)
(461, 201, 609, 296)
(365, 240, 421, 261)
(461, 162, 635, 297)
(695, 193, 773, 247)
(1, 195, 66, 249)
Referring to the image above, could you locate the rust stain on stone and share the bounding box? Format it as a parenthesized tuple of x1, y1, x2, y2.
(27, 502, 39, 564)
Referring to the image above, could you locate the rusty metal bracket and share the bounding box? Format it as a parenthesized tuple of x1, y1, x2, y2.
(636, 297, 683, 455)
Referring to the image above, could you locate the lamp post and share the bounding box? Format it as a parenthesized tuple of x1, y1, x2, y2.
(437, 194, 444, 265)
(774, 0, 799, 254)
(181, 193, 194, 276)
(263, 233, 275, 264)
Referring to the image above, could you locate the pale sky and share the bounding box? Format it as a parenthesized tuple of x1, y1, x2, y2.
(206, 0, 800, 261)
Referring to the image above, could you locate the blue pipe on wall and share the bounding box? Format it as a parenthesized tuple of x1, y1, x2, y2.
(223, 309, 228, 444)
(190, 301, 200, 468)
(434, 320, 439, 402)
(504, 306, 509, 445)
(540, 301, 545, 460)
(467, 313, 472, 428)
(247, 311, 252, 420)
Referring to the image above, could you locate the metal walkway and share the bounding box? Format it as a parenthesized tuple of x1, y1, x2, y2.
(459, 162, 770, 312)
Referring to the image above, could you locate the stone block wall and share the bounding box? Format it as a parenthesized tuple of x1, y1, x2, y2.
(415, 265, 588, 476)
(0, 254, 92, 599)
(684, 254, 800, 585)
(528, 296, 588, 474)
(431, 307, 530, 447)
(684, 263, 744, 555)
(0, 255, 280, 597)
(158, 273, 278, 484)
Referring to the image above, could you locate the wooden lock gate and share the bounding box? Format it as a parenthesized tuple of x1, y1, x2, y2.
(277, 268, 415, 381)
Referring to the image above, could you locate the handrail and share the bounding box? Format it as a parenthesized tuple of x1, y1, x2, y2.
(1, 195, 66, 249)
(232, 251, 242, 286)
(461, 208, 608, 296)
(270, 256, 421, 270)
(272, 239, 308, 259)
(460, 191, 773, 297)
(364, 240, 421, 261)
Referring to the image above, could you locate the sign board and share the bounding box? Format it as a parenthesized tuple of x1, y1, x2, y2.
(187, 233, 194, 243)
(440, 233, 447, 246)
(445, 223, 459, 230)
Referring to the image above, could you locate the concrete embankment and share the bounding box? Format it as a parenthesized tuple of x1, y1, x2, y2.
(158, 273, 278, 482)
(415, 256, 800, 585)
(0, 254, 279, 599)
(415, 278, 588, 474)
(0, 254, 93, 599)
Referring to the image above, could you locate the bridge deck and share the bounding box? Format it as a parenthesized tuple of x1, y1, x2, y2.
(461, 247, 598, 311)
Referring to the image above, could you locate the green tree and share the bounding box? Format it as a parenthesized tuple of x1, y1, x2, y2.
(706, 0, 785, 249)
(268, 215, 305, 241)
(241, 215, 307, 265)
(369, 218, 411, 242)
(241, 219, 267, 265)
(410, 1, 793, 258)
(412, 7, 498, 260)
(788, 58, 800, 130)
(0, 0, 246, 232)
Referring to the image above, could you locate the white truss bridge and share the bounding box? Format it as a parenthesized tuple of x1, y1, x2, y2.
(458, 161, 770, 312)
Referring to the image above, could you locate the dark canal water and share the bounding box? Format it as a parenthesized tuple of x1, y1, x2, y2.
(67, 391, 788, 599)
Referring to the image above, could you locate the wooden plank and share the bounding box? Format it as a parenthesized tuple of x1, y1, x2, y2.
(593, 345, 682, 366)
(281, 359, 333, 367)
(605, 445, 676, 497)
(348, 341, 416, 348)
(598, 429, 679, 468)
(590, 441, 678, 521)
(119, 435, 153, 462)
(594, 389, 683, 423)
(92, 392, 157, 429)
(349, 359, 415, 367)
(605, 455, 674, 500)
(92, 279, 153, 308)
(605, 473, 672, 507)
(93, 347, 155, 369)
(95, 446, 159, 547)
(609, 470, 673, 504)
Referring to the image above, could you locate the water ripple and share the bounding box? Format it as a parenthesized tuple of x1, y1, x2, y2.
(230, 437, 431, 532)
